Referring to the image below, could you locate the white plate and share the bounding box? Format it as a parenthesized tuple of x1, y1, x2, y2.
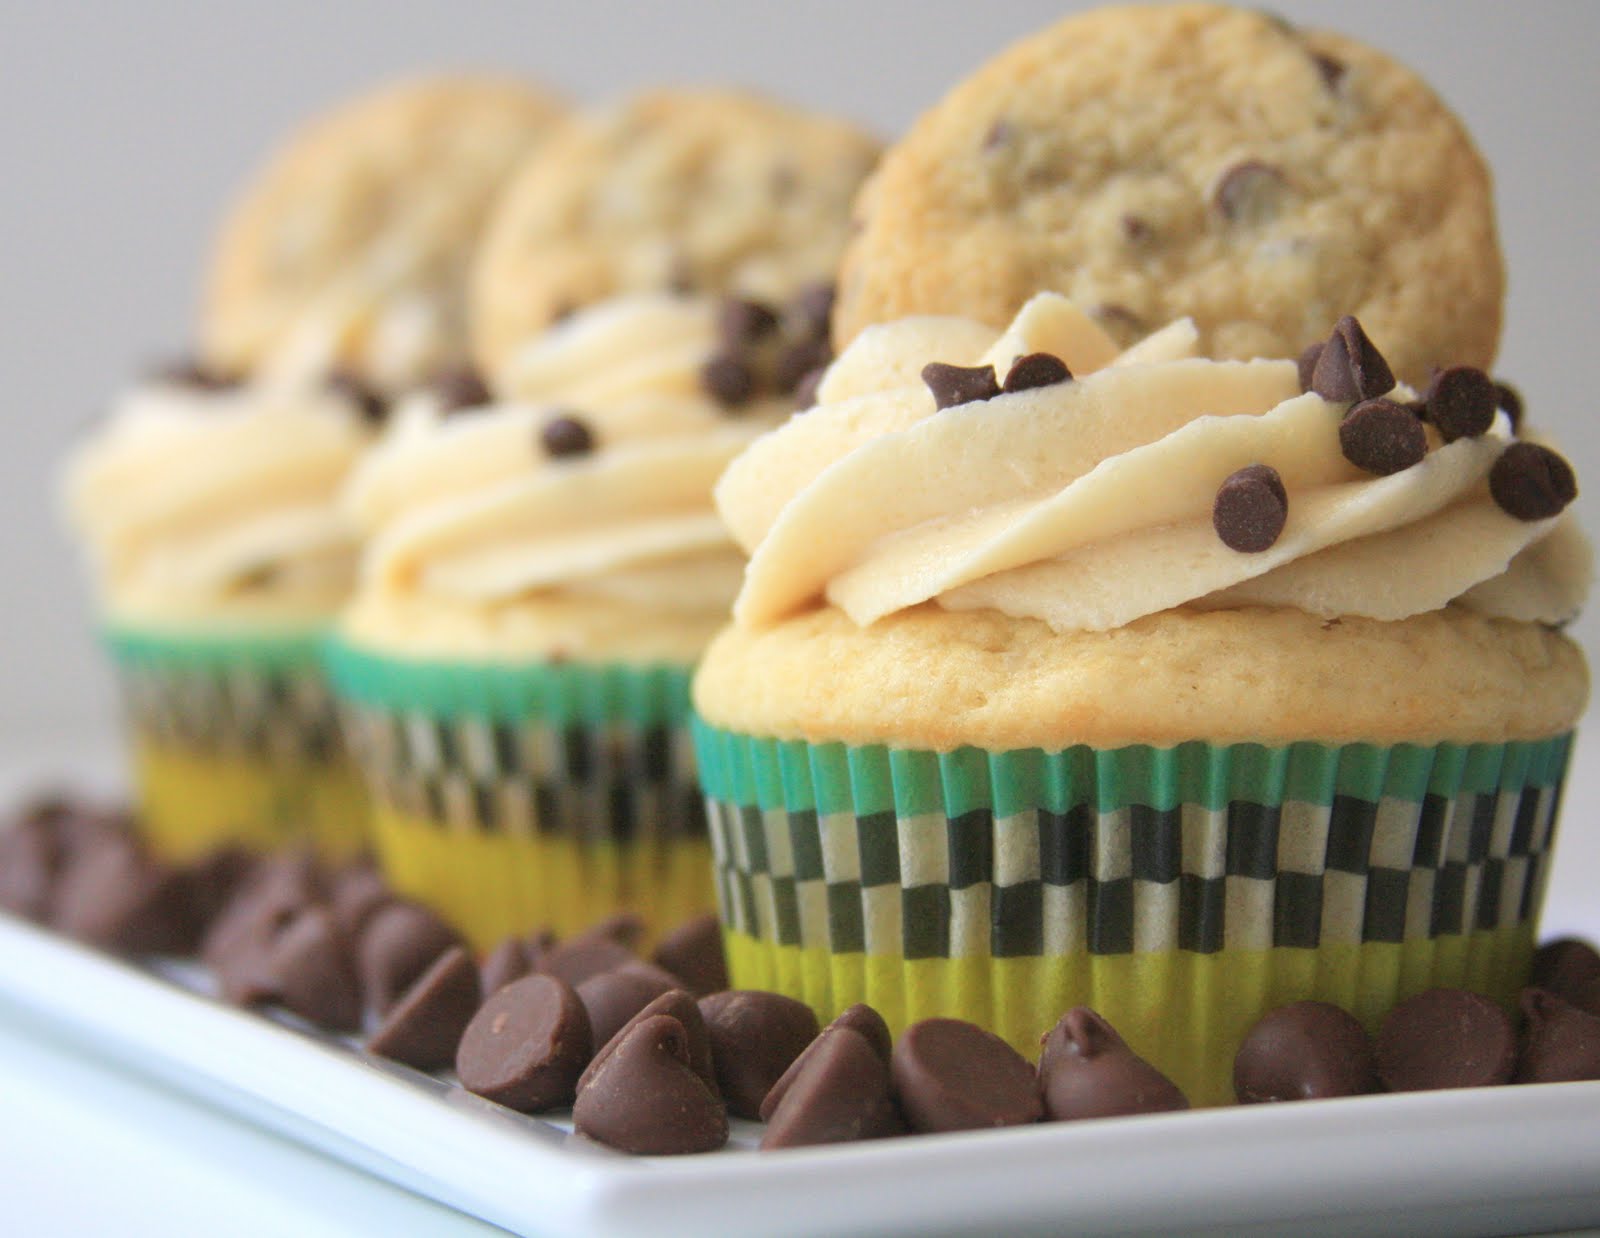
(0, 915, 1597, 1238)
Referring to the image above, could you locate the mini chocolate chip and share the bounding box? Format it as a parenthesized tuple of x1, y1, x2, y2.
(982, 118, 1013, 151)
(761, 1004, 893, 1121)
(652, 913, 729, 996)
(702, 352, 757, 408)
(1493, 380, 1524, 434)
(792, 365, 827, 410)
(367, 946, 481, 1071)
(761, 1027, 906, 1150)
(263, 907, 362, 1031)
(1213, 464, 1288, 552)
(1121, 214, 1152, 244)
(892, 1018, 1042, 1133)
(358, 900, 463, 1017)
(579, 988, 718, 1096)
(1313, 52, 1346, 89)
(1515, 989, 1600, 1083)
(52, 837, 197, 956)
(719, 298, 780, 349)
(1093, 303, 1146, 339)
(1039, 1008, 1188, 1120)
(1490, 442, 1578, 522)
(577, 960, 682, 1051)
(1234, 1001, 1378, 1102)
(1311, 316, 1395, 403)
(329, 862, 391, 940)
(1422, 367, 1497, 441)
(1214, 161, 1287, 225)
(540, 414, 594, 458)
(774, 338, 832, 395)
(539, 931, 636, 988)
(573, 1014, 728, 1155)
(456, 973, 593, 1112)
(151, 358, 240, 391)
(698, 990, 819, 1119)
(1376, 988, 1517, 1091)
(0, 817, 64, 922)
(1340, 398, 1428, 475)
(1297, 342, 1324, 393)
(794, 282, 837, 335)
(1530, 939, 1600, 1016)
(430, 367, 491, 414)
(481, 936, 537, 997)
(1003, 352, 1072, 393)
(326, 369, 386, 424)
(922, 362, 1000, 410)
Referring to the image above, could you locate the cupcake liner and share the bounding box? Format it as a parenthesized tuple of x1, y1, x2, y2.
(107, 627, 368, 860)
(691, 719, 1574, 1105)
(325, 638, 712, 947)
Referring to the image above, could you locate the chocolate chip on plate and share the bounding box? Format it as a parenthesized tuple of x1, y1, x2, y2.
(761, 1004, 892, 1121)
(1339, 398, 1427, 476)
(1311, 316, 1395, 403)
(891, 1017, 1042, 1133)
(577, 960, 682, 1051)
(698, 990, 819, 1120)
(1421, 366, 1497, 442)
(579, 988, 717, 1096)
(1376, 988, 1517, 1092)
(539, 930, 637, 989)
(573, 1014, 728, 1155)
(52, 836, 196, 957)
(761, 1026, 906, 1150)
(1489, 442, 1578, 522)
(0, 815, 64, 922)
(702, 353, 757, 408)
(1213, 464, 1288, 552)
(540, 414, 595, 458)
(1002, 352, 1072, 393)
(456, 973, 593, 1112)
(358, 900, 463, 1017)
(1530, 939, 1600, 1016)
(367, 945, 481, 1071)
(1515, 989, 1600, 1084)
(1039, 1008, 1188, 1120)
(922, 362, 1001, 410)
(329, 862, 392, 940)
(261, 906, 362, 1031)
(182, 844, 260, 935)
(1234, 1001, 1378, 1102)
(481, 936, 538, 997)
(652, 913, 729, 996)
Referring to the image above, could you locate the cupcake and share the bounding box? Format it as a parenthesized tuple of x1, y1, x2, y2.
(64, 77, 566, 861)
(694, 291, 1589, 1106)
(326, 90, 880, 945)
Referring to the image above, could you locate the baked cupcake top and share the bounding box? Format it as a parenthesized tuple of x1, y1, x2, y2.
(717, 293, 1589, 636)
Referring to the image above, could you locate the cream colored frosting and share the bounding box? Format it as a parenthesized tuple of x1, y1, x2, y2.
(717, 293, 1590, 633)
(341, 293, 787, 659)
(64, 378, 371, 627)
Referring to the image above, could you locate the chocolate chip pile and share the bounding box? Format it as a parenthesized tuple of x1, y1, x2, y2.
(702, 285, 836, 411)
(3, 796, 1598, 1158)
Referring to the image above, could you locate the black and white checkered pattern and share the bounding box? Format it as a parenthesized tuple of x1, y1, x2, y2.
(119, 661, 345, 764)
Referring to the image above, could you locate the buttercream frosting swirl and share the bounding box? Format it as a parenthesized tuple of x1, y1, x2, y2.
(717, 293, 1590, 633)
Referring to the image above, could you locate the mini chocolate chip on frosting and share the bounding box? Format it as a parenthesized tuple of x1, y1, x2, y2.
(922, 361, 1001, 410)
(702, 352, 757, 408)
(773, 337, 832, 396)
(1002, 352, 1072, 393)
(1422, 366, 1498, 442)
(151, 357, 241, 392)
(1490, 442, 1578, 521)
(1339, 398, 1428, 476)
(1212, 464, 1288, 552)
(718, 297, 780, 349)
(1310, 315, 1395, 403)
(326, 368, 387, 424)
(539, 414, 595, 458)
(429, 366, 491, 414)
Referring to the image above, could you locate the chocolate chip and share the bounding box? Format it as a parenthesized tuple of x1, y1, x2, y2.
(1214, 161, 1287, 225)
(774, 338, 831, 396)
(429, 367, 491, 414)
(540, 414, 594, 458)
(1002, 353, 1072, 393)
(573, 1014, 728, 1155)
(1297, 342, 1324, 394)
(1494, 380, 1524, 434)
(52, 837, 197, 956)
(1515, 989, 1600, 1083)
(329, 862, 391, 940)
(539, 930, 636, 988)
(481, 936, 537, 997)
(652, 914, 729, 996)
(358, 900, 463, 1017)
(1421, 367, 1497, 441)
(719, 298, 780, 349)
(922, 362, 1000, 410)
(1339, 398, 1427, 476)
(1376, 988, 1517, 1091)
(579, 988, 718, 1096)
(1311, 316, 1395, 403)
(701, 353, 757, 408)
(1234, 1001, 1378, 1102)
(1038, 1008, 1188, 1120)
(761, 1027, 906, 1150)
(1121, 214, 1152, 244)
(1093, 304, 1146, 339)
(1313, 52, 1346, 89)
(0, 817, 64, 922)
(1530, 939, 1600, 1016)
(793, 365, 827, 410)
(456, 973, 593, 1112)
(201, 852, 320, 973)
(182, 845, 259, 935)
(151, 358, 240, 391)
(367, 946, 481, 1071)
(982, 118, 1013, 151)
(1490, 442, 1577, 522)
(326, 369, 386, 424)
(698, 990, 819, 1119)
(577, 960, 682, 1051)
(262, 907, 362, 1031)
(589, 912, 647, 950)
(761, 1004, 892, 1121)
(1213, 464, 1288, 552)
(891, 1018, 1042, 1133)
(793, 282, 837, 335)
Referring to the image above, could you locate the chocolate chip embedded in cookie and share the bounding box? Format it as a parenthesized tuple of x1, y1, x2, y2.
(834, 4, 1503, 388)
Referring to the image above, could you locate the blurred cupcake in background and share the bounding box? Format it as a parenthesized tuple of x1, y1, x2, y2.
(327, 88, 879, 945)
(64, 76, 567, 862)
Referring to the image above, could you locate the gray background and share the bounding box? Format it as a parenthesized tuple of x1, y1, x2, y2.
(4, 0, 1597, 764)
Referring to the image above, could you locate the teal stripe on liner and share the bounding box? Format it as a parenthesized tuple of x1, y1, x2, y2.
(105, 625, 329, 672)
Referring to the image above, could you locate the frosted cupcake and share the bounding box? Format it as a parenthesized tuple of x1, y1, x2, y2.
(692, 293, 1590, 1105)
(64, 77, 566, 860)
